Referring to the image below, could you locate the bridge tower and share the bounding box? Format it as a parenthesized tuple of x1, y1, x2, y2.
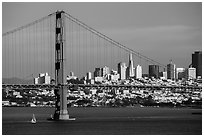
(54, 10, 70, 120)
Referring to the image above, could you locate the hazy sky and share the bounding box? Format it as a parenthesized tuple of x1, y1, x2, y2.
(2, 2, 202, 77)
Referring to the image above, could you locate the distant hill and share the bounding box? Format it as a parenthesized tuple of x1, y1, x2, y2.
(2, 77, 34, 84)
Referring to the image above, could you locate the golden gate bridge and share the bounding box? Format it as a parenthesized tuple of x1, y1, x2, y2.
(2, 10, 200, 120)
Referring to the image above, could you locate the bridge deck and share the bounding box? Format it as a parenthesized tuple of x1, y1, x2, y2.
(2, 84, 202, 90)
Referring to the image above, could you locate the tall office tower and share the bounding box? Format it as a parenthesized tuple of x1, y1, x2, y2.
(192, 51, 202, 78)
(118, 62, 127, 80)
(101, 66, 110, 77)
(87, 72, 92, 80)
(127, 53, 134, 78)
(167, 61, 176, 80)
(149, 65, 159, 79)
(135, 65, 142, 79)
(94, 68, 102, 77)
(188, 67, 196, 80)
(176, 68, 185, 80)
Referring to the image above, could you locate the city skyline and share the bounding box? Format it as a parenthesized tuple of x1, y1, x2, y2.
(2, 2, 202, 78)
(70, 51, 199, 81)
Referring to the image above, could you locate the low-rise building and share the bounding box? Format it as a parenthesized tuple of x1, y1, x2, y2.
(34, 72, 51, 84)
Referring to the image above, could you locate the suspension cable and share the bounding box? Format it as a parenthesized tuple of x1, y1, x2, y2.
(2, 12, 56, 37)
(64, 12, 166, 69)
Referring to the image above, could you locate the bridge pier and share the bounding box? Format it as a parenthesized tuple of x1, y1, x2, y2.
(59, 85, 69, 120)
(53, 85, 75, 121)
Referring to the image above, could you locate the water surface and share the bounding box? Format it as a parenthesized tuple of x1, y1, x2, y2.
(2, 107, 202, 135)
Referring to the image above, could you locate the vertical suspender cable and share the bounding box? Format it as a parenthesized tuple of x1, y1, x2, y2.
(17, 30, 19, 79)
(77, 23, 79, 76)
(21, 29, 23, 79)
(71, 19, 73, 73)
(27, 26, 30, 80)
(79, 23, 81, 77)
(23, 28, 25, 79)
(85, 27, 88, 74)
(48, 16, 51, 78)
(41, 20, 43, 74)
(99, 36, 100, 67)
(14, 31, 16, 78)
(35, 22, 37, 76)
(8, 34, 10, 78)
(6, 35, 8, 78)
(97, 35, 98, 68)
(18, 29, 20, 79)
(70, 17, 73, 75)
(88, 31, 92, 73)
(12, 31, 14, 78)
(11, 32, 13, 78)
(44, 19, 46, 74)
(103, 39, 105, 70)
(30, 25, 32, 78)
(51, 16, 53, 77)
(28, 27, 30, 81)
(3, 36, 5, 78)
(111, 41, 113, 70)
(25, 25, 28, 80)
(82, 26, 84, 74)
(42, 19, 44, 73)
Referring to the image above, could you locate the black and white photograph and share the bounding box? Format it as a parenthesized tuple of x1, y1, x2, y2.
(2, 2, 202, 135)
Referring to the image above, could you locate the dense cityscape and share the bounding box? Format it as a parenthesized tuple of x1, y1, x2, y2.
(2, 51, 202, 108)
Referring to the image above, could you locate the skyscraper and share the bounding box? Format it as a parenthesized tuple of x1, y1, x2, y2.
(87, 72, 92, 80)
(135, 65, 142, 79)
(94, 68, 102, 77)
(118, 62, 127, 80)
(176, 68, 185, 80)
(192, 51, 202, 78)
(127, 53, 134, 78)
(188, 67, 196, 80)
(149, 65, 159, 78)
(167, 61, 176, 80)
(101, 66, 110, 77)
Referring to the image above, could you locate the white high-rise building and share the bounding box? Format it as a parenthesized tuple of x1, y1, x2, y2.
(101, 66, 110, 78)
(118, 62, 127, 80)
(135, 65, 142, 79)
(87, 72, 92, 80)
(188, 67, 196, 80)
(34, 78, 39, 84)
(128, 53, 134, 78)
(163, 71, 167, 79)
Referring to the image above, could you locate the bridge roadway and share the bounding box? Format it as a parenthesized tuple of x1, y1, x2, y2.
(2, 84, 202, 90)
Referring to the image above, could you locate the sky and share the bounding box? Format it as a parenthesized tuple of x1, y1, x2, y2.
(2, 2, 202, 78)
